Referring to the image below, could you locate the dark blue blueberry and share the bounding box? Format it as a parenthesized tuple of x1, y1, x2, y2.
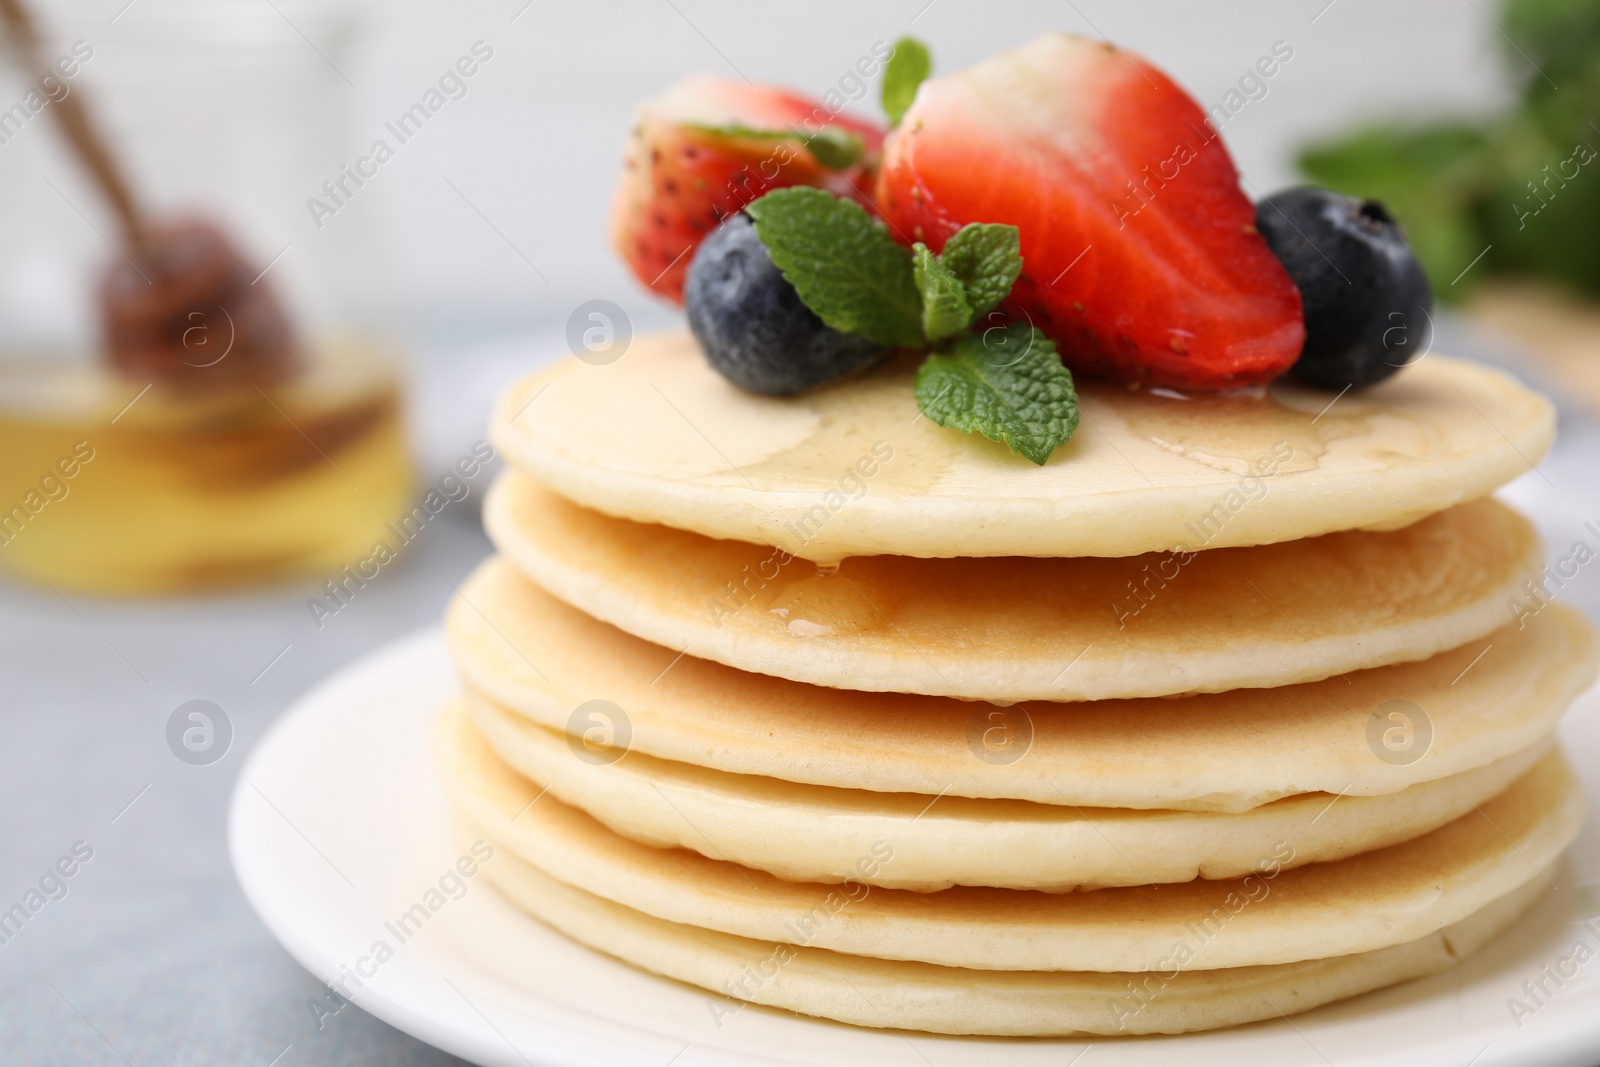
(1256, 187, 1433, 390)
(684, 213, 885, 396)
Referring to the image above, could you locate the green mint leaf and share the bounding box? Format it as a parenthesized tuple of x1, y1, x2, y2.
(881, 36, 932, 126)
(802, 127, 865, 169)
(914, 320, 1079, 465)
(682, 121, 788, 141)
(912, 242, 972, 341)
(681, 122, 863, 170)
(747, 187, 924, 347)
(938, 223, 1022, 316)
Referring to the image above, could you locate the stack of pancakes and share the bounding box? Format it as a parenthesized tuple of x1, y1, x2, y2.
(438, 331, 1595, 1036)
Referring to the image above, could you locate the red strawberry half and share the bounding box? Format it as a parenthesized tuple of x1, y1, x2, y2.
(612, 76, 885, 303)
(876, 34, 1304, 390)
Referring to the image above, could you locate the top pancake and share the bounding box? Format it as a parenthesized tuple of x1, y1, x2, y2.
(491, 330, 1554, 561)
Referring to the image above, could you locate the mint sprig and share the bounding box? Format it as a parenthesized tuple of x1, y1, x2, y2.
(746, 186, 1077, 465)
(803, 127, 865, 169)
(915, 323, 1079, 465)
(682, 122, 864, 170)
(912, 244, 971, 341)
(746, 187, 924, 347)
(937, 224, 1023, 317)
(882, 37, 932, 127)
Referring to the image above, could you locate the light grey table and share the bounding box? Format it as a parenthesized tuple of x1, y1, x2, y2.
(2, 320, 1597, 1067)
(0, 498, 490, 1065)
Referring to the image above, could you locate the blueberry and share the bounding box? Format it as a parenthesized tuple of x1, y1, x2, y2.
(684, 213, 885, 396)
(1255, 187, 1433, 390)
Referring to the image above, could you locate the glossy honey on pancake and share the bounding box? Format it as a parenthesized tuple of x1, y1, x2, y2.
(490, 331, 1554, 562)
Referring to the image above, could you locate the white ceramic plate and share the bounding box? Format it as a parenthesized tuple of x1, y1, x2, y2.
(230, 626, 1600, 1067)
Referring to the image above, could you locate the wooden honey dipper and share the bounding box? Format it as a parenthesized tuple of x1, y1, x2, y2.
(0, 0, 298, 383)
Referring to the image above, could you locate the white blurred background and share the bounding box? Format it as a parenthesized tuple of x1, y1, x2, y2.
(0, 0, 1519, 344)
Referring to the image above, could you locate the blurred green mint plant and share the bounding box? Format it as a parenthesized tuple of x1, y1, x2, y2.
(1298, 0, 1600, 300)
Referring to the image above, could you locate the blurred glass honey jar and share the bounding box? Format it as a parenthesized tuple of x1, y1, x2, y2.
(0, 340, 408, 593)
(0, 3, 412, 592)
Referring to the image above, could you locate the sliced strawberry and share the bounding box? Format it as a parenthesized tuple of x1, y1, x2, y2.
(875, 34, 1304, 390)
(611, 76, 885, 303)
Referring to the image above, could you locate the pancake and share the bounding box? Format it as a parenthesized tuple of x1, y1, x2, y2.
(448, 555, 1597, 810)
(489, 330, 1554, 561)
(484, 478, 1543, 700)
(456, 697, 1560, 891)
(469, 827, 1553, 1036)
(442, 706, 1580, 971)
